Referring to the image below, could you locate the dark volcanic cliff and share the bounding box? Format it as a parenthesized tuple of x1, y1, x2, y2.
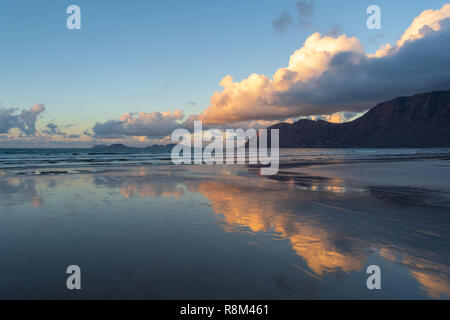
(269, 89, 450, 148)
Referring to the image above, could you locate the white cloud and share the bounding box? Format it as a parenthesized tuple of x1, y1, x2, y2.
(93, 110, 184, 138)
(0, 104, 45, 135)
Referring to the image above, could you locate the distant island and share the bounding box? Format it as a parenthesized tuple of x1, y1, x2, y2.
(91, 143, 177, 151)
(268, 89, 450, 148)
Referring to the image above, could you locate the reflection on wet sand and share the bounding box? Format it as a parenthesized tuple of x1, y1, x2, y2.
(403, 255, 450, 299)
(196, 180, 365, 276)
(0, 176, 44, 208)
(83, 166, 450, 298)
(201, 177, 450, 297)
(87, 168, 189, 199)
(1, 164, 449, 299)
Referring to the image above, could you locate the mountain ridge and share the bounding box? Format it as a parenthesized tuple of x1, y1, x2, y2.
(268, 89, 450, 148)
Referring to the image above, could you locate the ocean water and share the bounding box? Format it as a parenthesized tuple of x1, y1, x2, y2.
(0, 148, 449, 299)
(1, 147, 449, 172)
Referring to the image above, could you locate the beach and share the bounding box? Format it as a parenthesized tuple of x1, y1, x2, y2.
(0, 149, 449, 299)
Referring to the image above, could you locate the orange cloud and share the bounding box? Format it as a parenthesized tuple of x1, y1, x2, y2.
(373, 3, 450, 57)
(198, 33, 364, 124)
(198, 4, 450, 125)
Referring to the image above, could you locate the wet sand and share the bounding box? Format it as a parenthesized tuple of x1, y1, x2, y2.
(284, 159, 450, 191)
(0, 159, 449, 299)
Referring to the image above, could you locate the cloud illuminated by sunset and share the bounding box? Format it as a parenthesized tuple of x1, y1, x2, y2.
(198, 3, 450, 125)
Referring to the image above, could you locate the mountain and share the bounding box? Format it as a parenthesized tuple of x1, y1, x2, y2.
(90, 143, 176, 152)
(145, 143, 177, 152)
(268, 89, 450, 148)
(91, 144, 131, 149)
(91, 144, 109, 149)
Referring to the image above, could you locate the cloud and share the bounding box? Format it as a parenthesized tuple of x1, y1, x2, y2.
(199, 32, 364, 123)
(92, 110, 184, 138)
(326, 25, 343, 37)
(273, 11, 293, 33)
(399, 4, 450, 47)
(42, 122, 66, 136)
(296, 0, 314, 28)
(0, 108, 21, 134)
(372, 4, 450, 57)
(273, 1, 314, 33)
(302, 111, 367, 123)
(0, 104, 45, 135)
(199, 4, 450, 124)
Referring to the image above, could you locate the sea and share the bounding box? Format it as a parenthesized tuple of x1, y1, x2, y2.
(1, 147, 449, 172)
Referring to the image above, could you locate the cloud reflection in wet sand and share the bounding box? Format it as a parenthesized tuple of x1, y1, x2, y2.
(195, 180, 365, 276)
(0, 176, 44, 207)
(1, 165, 449, 298)
(84, 166, 450, 298)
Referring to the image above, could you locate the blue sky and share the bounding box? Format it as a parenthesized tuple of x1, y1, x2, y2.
(0, 0, 449, 145)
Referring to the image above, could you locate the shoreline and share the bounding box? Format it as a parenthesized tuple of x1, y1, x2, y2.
(281, 159, 450, 191)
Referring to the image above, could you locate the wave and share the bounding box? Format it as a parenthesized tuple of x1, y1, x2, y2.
(1, 148, 450, 171)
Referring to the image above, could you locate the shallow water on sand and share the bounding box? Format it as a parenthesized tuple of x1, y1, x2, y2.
(0, 160, 449, 299)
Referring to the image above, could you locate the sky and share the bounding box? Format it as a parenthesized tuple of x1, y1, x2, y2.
(1, 0, 450, 147)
